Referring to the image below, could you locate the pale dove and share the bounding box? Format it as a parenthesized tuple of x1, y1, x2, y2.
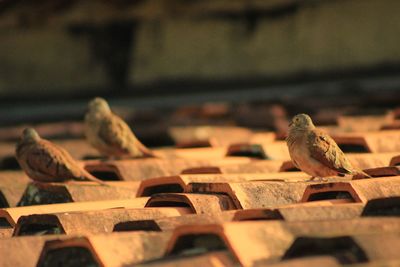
(16, 128, 106, 184)
(84, 97, 155, 158)
(286, 114, 370, 179)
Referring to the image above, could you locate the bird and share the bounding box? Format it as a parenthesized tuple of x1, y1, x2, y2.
(15, 128, 107, 185)
(84, 97, 156, 158)
(286, 114, 370, 179)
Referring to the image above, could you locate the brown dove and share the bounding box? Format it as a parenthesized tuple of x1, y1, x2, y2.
(16, 128, 106, 184)
(84, 97, 155, 158)
(286, 114, 370, 179)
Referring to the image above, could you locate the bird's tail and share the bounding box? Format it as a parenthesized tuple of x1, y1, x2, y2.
(81, 171, 109, 186)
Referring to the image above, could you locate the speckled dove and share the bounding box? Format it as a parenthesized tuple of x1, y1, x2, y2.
(286, 114, 370, 179)
(16, 128, 106, 184)
(84, 97, 155, 158)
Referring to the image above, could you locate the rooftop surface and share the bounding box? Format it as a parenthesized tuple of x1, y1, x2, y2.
(1, 96, 400, 267)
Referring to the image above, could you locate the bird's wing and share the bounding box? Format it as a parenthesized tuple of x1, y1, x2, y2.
(98, 114, 133, 154)
(26, 140, 78, 179)
(98, 114, 155, 157)
(307, 130, 353, 174)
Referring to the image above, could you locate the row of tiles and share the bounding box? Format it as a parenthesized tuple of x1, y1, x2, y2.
(2, 218, 400, 267)
(1, 103, 398, 140)
(1, 128, 400, 165)
(2, 168, 400, 208)
(1, 146, 399, 181)
(2, 175, 400, 233)
(1, 200, 399, 237)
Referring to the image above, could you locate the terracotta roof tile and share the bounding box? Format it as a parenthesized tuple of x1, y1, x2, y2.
(14, 207, 189, 236)
(82, 157, 253, 181)
(0, 171, 30, 207)
(134, 251, 238, 267)
(17, 181, 140, 206)
(145, 193, 236, 213)
(0, 198, 149, 227)
(1, 103, 400, 266)
(165, 218, 400, 266)
(1, 232, 172, 267)
(332, 130, 400, 153)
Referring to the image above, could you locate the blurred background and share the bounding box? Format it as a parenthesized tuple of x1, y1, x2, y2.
(0, 0, 399, 145)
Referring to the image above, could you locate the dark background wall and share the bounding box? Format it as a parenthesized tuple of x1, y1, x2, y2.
(1, 0, 400, 100)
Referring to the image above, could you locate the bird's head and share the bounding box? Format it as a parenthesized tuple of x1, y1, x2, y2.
(21, 128, 41, 143)
(289, 113, 315, 130)
(87, 97, 111, 115)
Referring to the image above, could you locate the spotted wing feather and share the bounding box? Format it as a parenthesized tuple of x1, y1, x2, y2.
(307, 130, 353, 174)
(25, 140, 81, 180)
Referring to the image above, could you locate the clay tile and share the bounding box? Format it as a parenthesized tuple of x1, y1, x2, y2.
(381, 120, 400, 130)
(282, 153, 398, 173)
(17, 181, 140, 206)
(332, 131, 400, 153)
(136, 175, 247, 197)
(279, 161, 300, 172)
(132, 251, 237, 267)
(0, 142, 19, 170)
(0, 198, 149, 226)
(278, 203, 364, 221)
(83, 157, 253, 181)
(168, 126, 253, 147)
(87, 232, 173, 266)
(263, 256, 341, 267)
(0, 228, 13, 238)
(14, 207, 188, 236)
(352, 233, 400, 262)
(36, 237, 102, 267)
(260, 141, 291, 160)
(115, 212, 235, 232)
(0, 235, 58, 267)
(55, 139, 100, 160)
(156, 147, 228, 160)
(301, 177, 400, 205)
(361, 197, 400, 217)
(36, 232, 173, 267)
(227, 142, 289, 161)
(301, 182, 362, 204)
(175, 140, 212, 148)
(281, 219, 400, 260)
(390, 155, 400, 166)
(353, 166, 400, 179)
(0, 231, 172, 266)
(282, 236, 368, 264)
(249, 132, 276, 144)
(137, 173, 314, 198)
(0, 171, 30, 207)
(337, 113, 394, 132)
(164, 224, 231, 258)
(82, 162, 125, 181)
(190, 181, 309, 209)
(226, 143, 268, 159)
(348, 153, 398, 170)
(232, 208, 284, 221)
(145, 193, 237, 213)
(219, 160, 284, 174)
(164, 222, 293, 266)
(180, 166, 222, 174)
(350, 177, 400, 203)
